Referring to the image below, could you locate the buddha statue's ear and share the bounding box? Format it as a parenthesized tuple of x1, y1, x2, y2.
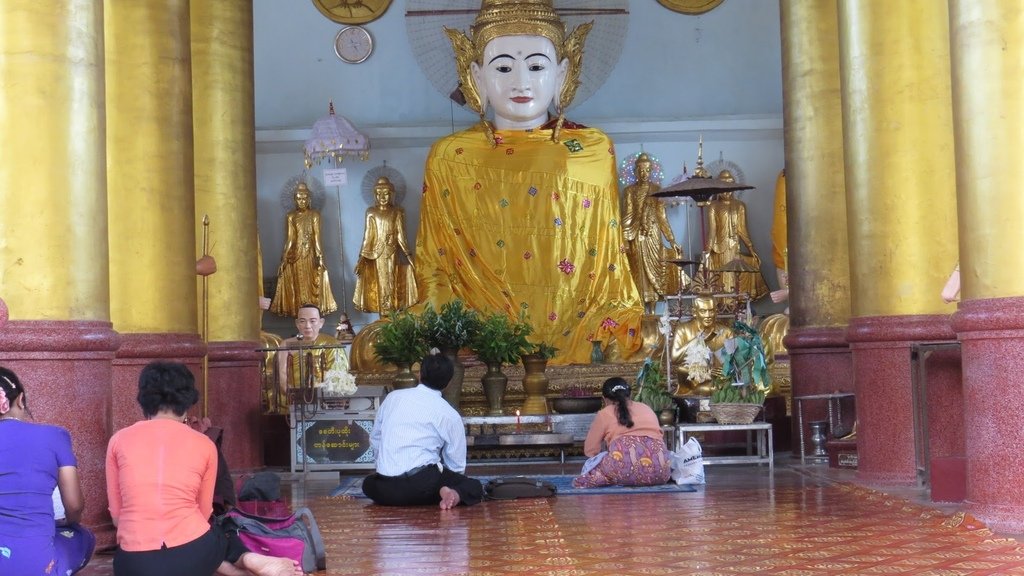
(469, 61, 488, 114)
(446, 27, 484, 115)
(469, 61, 496, 145)
(552, 58, 569, 113)
(556, 22, 592, 113)
(552, 21, 592, 141)
(447, 27, 494, 143)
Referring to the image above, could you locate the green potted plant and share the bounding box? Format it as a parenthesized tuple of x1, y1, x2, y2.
(633, 357, 677, 424)
(373, 310, 428, 389)
(520, 340, 558, 415)
(709, 321, 772, 424)
(421, 299, 480, 411)
(468, 310, 532, 415)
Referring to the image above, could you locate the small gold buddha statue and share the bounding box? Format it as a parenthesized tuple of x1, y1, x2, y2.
(269, 182, 338, 317)
(353, 176, 417, 314)
(622, 153, 681, 313)
(703, 170, 769, 299)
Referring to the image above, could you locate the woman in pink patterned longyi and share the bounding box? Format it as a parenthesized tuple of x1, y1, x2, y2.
(573, 377, 672, 488)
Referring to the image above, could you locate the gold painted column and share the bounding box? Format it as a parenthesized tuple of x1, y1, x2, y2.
(0, 1, 108, 322)
(192, 0, 263, 468)
(948, 0, 1024, 533)
(0, 0, 118, 544)
(779, 0, 854, 457)
(105, 0, 205, 431)
(838, 0, 958, 485)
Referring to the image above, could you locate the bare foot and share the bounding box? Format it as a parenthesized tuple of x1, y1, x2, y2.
(439, 486, 461, 510)
(238, 552, 305, 576)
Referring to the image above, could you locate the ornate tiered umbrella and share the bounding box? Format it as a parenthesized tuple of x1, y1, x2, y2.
(302, 102, 370, 318)
(303, 101, 370, 167)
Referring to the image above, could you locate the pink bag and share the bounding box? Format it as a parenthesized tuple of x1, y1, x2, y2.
(221, 507, 326, 573)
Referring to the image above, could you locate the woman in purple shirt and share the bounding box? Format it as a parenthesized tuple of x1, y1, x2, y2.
(0, 366, 94, 575)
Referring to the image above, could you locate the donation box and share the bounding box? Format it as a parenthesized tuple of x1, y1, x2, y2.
(289, 385, 386, 472)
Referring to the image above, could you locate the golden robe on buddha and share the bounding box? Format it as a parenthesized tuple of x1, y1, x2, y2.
(415, 122, 644, 365)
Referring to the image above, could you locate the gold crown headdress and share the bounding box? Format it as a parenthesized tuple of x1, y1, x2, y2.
(446, 0, 592, 142)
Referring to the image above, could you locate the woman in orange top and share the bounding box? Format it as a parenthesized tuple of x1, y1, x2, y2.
(572, 377, 672, 488)
(106, 362, 302, 576)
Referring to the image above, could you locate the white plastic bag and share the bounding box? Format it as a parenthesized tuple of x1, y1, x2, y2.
(671, 437, 705, 485)
(53, 487, 65, 520)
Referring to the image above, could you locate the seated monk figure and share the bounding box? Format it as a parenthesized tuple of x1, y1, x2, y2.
(413, 0, 644, 364)
(671, 295, 735, 396)
(276, 303, 349, 403)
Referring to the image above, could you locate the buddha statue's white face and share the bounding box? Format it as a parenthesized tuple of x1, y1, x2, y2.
(471, 35, 567, 131)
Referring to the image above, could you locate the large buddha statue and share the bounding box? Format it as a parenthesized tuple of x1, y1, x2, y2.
(622, 152, 681, 312)
(413, 0, 644, 364)
(671, 295, 735, 396)
(762, 169, 790, 360)
(270, 182, 338, 317)
(704, 170, 769, 300)
(353, 176, 417, 314)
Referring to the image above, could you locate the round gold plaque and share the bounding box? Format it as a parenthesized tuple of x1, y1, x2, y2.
(311, 0, 392, 25)
(656, 0, 725, 15)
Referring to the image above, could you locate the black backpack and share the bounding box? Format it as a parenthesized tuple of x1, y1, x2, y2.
(483, 476, 557, 500)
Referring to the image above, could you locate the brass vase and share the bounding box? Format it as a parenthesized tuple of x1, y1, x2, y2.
(441, 349, 464, 413)
(658, 407, 677, 426)
(392, 362, 418, 390)
(481, 363, 508, 416)
(520, 354, 550, 415)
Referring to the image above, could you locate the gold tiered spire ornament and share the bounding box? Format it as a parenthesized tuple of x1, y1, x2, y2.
(653, 136, 753, 204)
(652, 137, 758, 297)
(445, 0, 592, 143)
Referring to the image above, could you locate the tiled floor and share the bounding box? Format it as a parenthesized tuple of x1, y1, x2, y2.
(79, 460, 1024, 575)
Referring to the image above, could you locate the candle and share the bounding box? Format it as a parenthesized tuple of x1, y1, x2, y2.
(515, 409, 521, 433)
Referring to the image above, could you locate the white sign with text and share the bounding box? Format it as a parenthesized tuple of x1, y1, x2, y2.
(323, 168, 347, 186)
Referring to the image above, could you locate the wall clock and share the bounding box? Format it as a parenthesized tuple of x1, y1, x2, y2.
(312, 0, 392, 25)
(335, 26, 373, 64)
(657, 0, 725, 15)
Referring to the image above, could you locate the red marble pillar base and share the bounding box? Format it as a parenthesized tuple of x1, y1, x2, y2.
(953, 296, 1024, 533)
(0, 320, 120, 546)
(847, 315, 955, 486)
(0, 297, 7, 328)
(206, 341, 263, 471)
(924, 345, 963, 502)
(930, 456, 966, 503)
(111, 334, 206, 432)
(784, 326, 853, 458)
